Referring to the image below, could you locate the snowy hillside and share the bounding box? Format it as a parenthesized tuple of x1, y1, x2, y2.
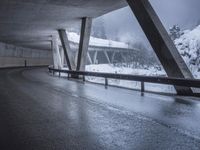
(175, 25, 200, 78)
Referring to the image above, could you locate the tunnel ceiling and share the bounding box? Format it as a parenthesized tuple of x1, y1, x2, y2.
(0, 0, 127, 50)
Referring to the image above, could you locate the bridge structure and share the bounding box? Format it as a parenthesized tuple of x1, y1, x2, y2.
(65, 41, 140, 65)
(0, 0, 200, 150)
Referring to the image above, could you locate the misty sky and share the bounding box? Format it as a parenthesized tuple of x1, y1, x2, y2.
(93, 0, 200, 45)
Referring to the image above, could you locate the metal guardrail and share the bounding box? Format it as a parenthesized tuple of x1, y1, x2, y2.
(48, 66, 200, 95)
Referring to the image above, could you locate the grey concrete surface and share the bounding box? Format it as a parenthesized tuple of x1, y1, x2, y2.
(0, 0, 127, 50)
(0, 67, 200, 150)
(58, 29, 75, 70)
(0, 42, 52, 67)
(77, 18, 92, 71)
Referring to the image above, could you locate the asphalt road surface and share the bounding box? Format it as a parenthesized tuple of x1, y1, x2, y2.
(0, 67, 200, 150)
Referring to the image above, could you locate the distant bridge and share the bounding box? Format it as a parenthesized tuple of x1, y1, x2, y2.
(69, 41, 140, 64)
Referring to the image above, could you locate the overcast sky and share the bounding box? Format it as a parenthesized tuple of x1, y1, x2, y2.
(93, 0, 200, 45)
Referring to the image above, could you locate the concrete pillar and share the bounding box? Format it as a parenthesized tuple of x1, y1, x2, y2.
(93, 51, 98, 64)
(58, 29, 76, 70)
(76, 17, 92, 71)
(59, 46, 65, 68)
(104, 51, 111, 64)
(127, 0, 194, 95)
(51, 36, 62, 69)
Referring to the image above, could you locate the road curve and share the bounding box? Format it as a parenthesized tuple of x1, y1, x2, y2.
(0, 67, 200, 150)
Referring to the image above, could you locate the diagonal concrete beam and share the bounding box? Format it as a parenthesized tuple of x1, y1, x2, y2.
(111, 52, 116, 63)
(87, 52, 93, 64)
(58, 29, 76, 70)
(104, 51, 111, 64)
(93, 51, 98, 64)
(76, 17, 92, 71)
(127, 0, 194, 95)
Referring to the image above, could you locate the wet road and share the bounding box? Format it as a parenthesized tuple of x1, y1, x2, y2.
(0, 67, 200, 150)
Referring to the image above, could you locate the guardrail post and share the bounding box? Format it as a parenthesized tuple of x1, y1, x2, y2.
(24, 60, 27, 68)
(59, 71, 61, 77)
(141, 82, 145, 93)
(67, 73, 70, 80)
(83, 75, 85, 82)
(105, 78, 108, 89)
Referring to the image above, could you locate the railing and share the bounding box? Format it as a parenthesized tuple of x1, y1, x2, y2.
(48, 66, 200, 96)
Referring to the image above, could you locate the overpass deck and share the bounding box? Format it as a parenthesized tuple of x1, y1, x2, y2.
(0, 68, 200, 150)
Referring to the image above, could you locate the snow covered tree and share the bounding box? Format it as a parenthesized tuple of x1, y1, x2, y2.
(174, 25, 200, 78)
(169, 25, 183, 41)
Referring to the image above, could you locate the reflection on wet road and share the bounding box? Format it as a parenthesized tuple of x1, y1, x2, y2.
(0, 68, 200, 150)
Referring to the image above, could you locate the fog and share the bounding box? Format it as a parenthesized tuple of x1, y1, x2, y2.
(150, 0, 200, 29)
(92, 0, 200, 45)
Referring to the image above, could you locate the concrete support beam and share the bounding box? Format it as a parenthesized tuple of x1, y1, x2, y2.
(93, 51, 98, 64)
(111, 52, 116, 63)
(104, 51, 111, 64)
(59, 46, 65, 68)
(58, 29, 76, 70)
(87, 52, 93, 64)
(77, 17, 92, 71)
(51, 36, 62, 69)
(127, 0, 194, 95)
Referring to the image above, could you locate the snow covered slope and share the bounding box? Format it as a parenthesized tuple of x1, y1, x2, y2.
(85, 64, 174, 93)
(86, 64, 165, 76)
(175, 25, 200, 78)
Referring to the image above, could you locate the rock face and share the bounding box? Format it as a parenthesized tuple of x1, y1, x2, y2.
(175, 25, 200, 78)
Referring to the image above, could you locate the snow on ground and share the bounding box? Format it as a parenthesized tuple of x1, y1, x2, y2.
(86, 64, 165, 76)
(85, 64, 176, 93)
(67, 32, 130, 48)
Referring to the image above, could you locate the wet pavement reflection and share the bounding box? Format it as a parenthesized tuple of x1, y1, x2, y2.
(0, 68, 200, 150)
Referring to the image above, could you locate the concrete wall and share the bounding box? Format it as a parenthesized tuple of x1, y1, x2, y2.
(0, 42, 53, 68)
